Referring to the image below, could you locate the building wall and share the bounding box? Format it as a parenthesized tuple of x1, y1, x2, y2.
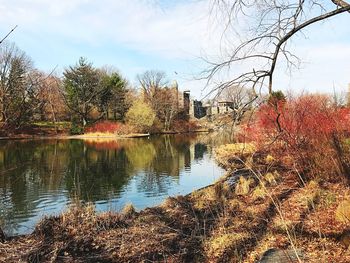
(191, 100, 206, 119)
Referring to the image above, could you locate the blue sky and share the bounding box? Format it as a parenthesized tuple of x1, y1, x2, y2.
(0, 0, 349, 99)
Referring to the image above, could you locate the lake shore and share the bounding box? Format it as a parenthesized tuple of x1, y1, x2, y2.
(1, 143, 349, 262)
(0, 129, 212, 141)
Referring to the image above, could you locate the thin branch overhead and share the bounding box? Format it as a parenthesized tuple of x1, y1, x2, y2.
(203, 0, 350, 97)
(0, 25, 18, 45)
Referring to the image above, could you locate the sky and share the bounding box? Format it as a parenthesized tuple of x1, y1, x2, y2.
(0, 0, 349, 99)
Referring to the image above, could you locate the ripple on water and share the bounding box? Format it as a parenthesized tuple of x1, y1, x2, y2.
(0, 135, 225, 236)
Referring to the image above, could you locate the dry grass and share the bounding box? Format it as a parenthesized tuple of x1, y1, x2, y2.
(1, 143, 350, 262)
(216, 143, 255, 155)
(215, 143, 255, 169)
(264, 171, 279, 186)
(335, 199, 350, 223)
(206, 232, 250, 260)
(235, 176, 255, 196)
(252, 184, 267, 200)
(121, 203, 136, 218)
(265, 154, 275, 164)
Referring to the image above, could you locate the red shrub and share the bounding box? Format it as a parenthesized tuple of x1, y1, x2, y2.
(85, 121, 121, 133)
(243, 95, 350, 148)
(242, 94, 350, 180)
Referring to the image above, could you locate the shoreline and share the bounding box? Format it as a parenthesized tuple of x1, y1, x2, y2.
(0, 129, 211, 141)
(1, 143, 350, 262)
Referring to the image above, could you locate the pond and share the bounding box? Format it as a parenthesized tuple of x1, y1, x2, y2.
(0, 134, 225, 236)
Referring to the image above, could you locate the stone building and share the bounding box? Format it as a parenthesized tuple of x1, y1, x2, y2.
(207, 101, 234, 116)
(189, 100, 234, 119)
(190, 100, 206, 119)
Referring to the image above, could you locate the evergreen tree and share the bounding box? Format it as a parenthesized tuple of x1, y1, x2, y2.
(63, 57, 100, 126)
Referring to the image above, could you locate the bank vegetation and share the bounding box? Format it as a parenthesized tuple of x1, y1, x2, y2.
(1, 92, 350, 262)
(0, 42, 202, 138)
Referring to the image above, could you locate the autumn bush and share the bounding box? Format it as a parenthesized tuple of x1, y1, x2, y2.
(242, 94, 350, 181)
(125, 100, 155, 133)
(84, 121, 121, 133)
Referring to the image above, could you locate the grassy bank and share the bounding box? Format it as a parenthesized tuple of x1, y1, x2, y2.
(0, 122, 71, 139)
(1, 143, 350, 262)
(0, 120, 211, 140)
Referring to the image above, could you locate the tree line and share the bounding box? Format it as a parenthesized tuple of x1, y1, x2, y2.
(0, 41, 186, 134)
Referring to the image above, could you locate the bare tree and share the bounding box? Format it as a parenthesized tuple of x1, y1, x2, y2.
(0, 42, 35, 129)
(137, 70, 168, 105)
(137, 70, 179, 130)
(217, 85, 257, 122)
(43, 75, 66, 124)
(204, 0, 350, 96)
(157, 88, 179, 131)
(30, 71, 67, 129)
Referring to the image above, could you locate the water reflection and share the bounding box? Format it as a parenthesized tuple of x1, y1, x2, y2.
(0, 134, 224, 235)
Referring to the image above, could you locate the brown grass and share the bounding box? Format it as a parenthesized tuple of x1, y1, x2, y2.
(1, 143, 350, 262)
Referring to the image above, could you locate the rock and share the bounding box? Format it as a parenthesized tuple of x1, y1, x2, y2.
(258, 248, 304, 263)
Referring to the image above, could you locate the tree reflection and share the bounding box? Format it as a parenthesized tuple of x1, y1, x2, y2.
(64, 140, 133, 201)
(0, 140, 69, 234)
(0, 134, 219, 235)
(194, 143, 208, 160)
(132, 135, 196, 195)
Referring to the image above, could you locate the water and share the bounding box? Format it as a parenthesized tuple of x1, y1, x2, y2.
(0, 134, 225, 236)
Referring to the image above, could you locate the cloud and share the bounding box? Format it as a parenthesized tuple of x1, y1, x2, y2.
(0, 0, 220, 59)
(275, 42, 350, 93)
(0, 0, 349, 97)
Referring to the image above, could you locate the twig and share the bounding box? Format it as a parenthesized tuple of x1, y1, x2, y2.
(0, 25, 18, 45)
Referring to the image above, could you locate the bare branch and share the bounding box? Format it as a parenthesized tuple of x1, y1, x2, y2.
(268, 4, 350, 93)
(0, 25, 18, 45)
(203, 0, 350, 98)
